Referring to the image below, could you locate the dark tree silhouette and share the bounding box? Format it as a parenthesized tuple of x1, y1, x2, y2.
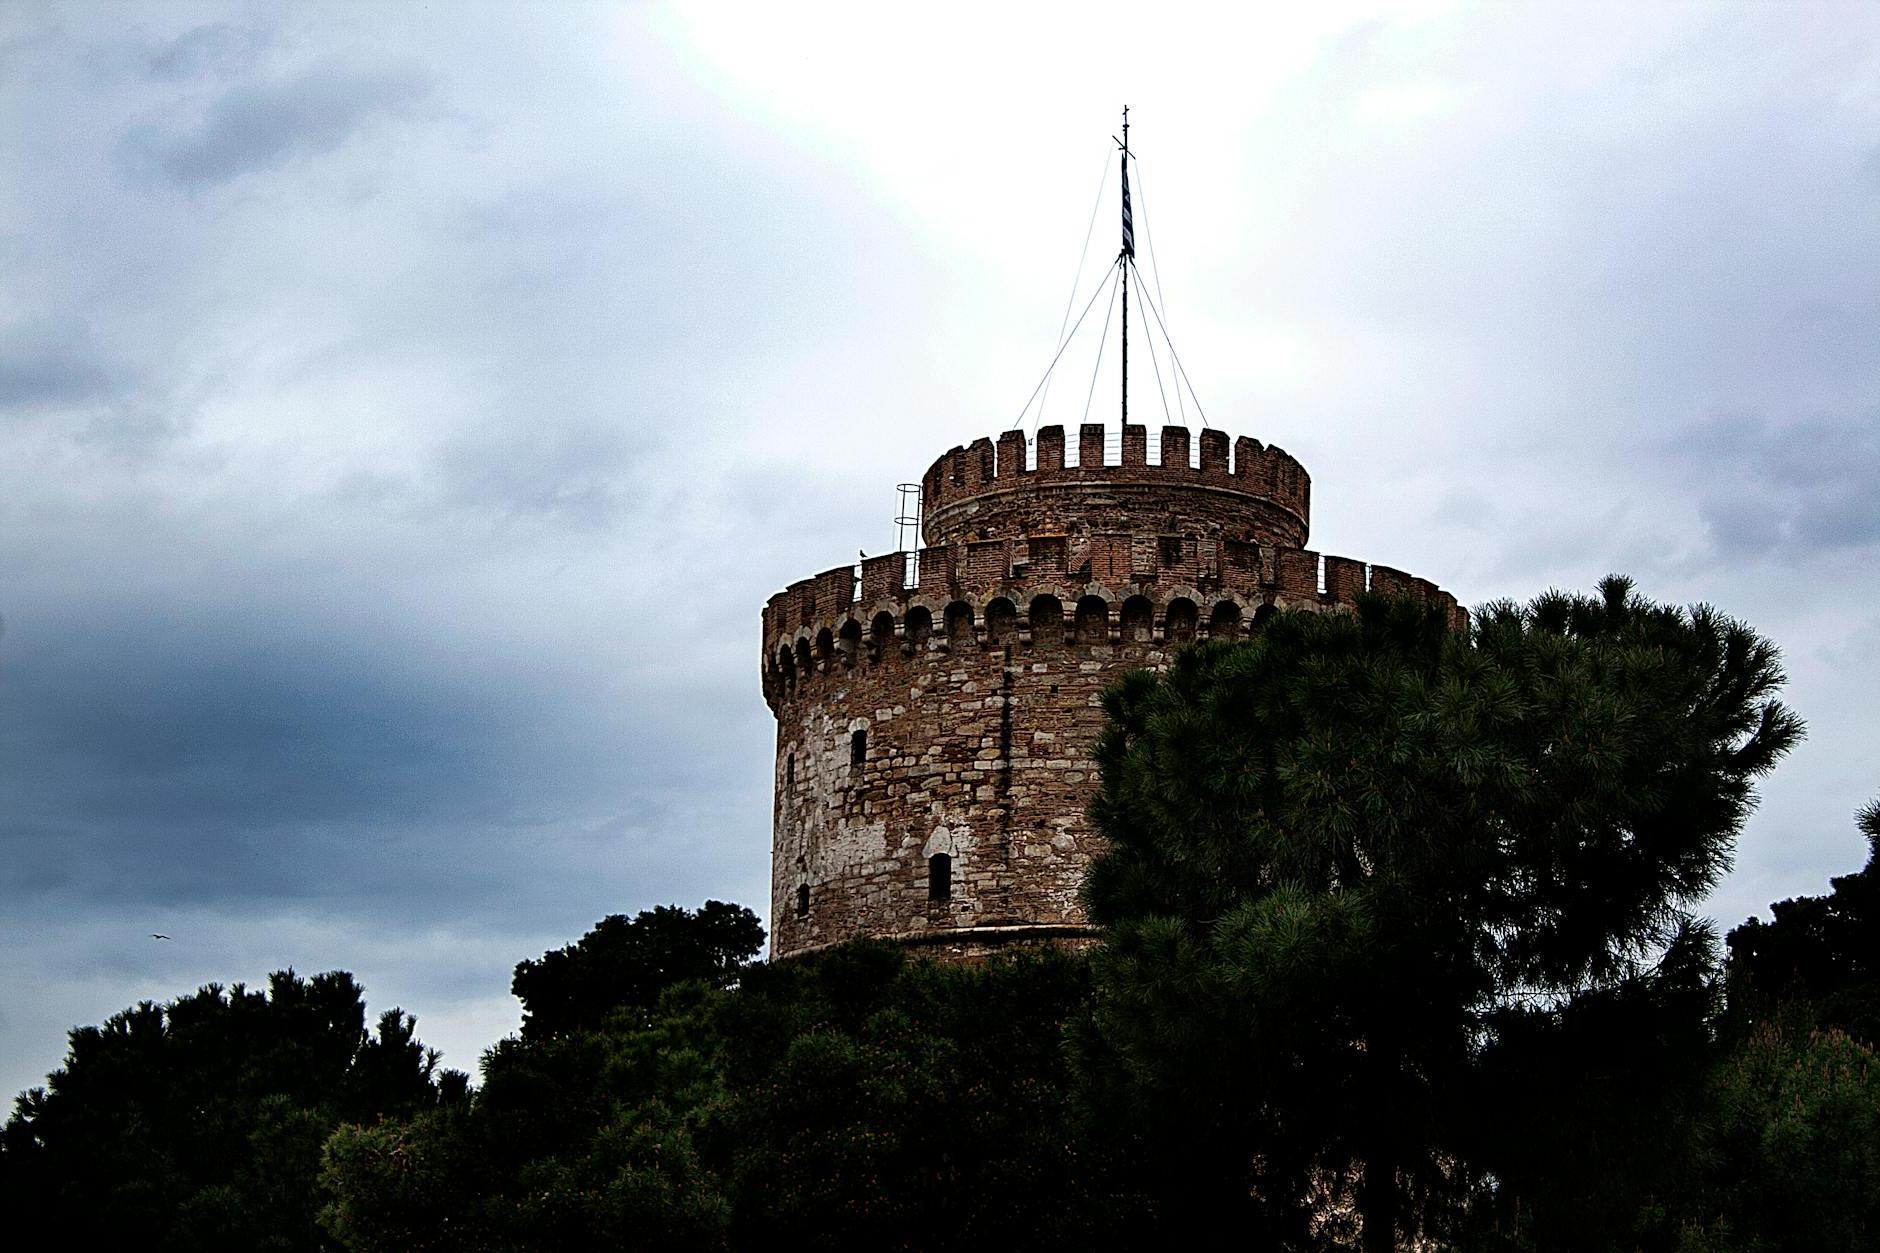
(1726, 798, 1880, 1046)
(0, 969, 460, 1251)
(511, 900, 765, 1040)
(1080, 579, 1801, 1250)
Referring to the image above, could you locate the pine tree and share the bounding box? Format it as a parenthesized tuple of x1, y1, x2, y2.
(1080, 578, 1801, 1249)
(1726, 799, 1880, 1046)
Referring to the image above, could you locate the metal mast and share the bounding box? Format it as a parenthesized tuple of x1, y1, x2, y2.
(1116, 106, 1133, 426)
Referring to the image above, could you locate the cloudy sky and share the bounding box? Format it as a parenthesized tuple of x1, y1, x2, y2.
(4, 1, 1878, 1100)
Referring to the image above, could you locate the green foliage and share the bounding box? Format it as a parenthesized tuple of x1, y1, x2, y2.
(319, 940, 1148, 1252)
(319, 904, 757, 1251)
(1697, 1024, 1880, 1252)
(510, 1101, 731, 1252)
(511, 900, 764, 1040)
(317, 902, 760, 1249)
(321, 1096, 730, 1253)
(0, 969, 460, 1251)
(1082, 580, 1800, 1248)
(319, 1111, 482, 1252)
(712, 943, 1147, 1251)
(1636, 798, 1880, 1253)
(1725, 799, 1880, 1046)
(1458, 921, 1721, 1251)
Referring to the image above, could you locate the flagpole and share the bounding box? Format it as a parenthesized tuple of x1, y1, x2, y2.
(1121, 225, 1129, 427)
(1119, 106, 1131, 427)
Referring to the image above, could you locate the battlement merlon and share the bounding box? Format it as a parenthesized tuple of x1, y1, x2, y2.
(919, 424, 1312, 550)
(760, 544, 1463, 643)
(760, 542, 1468, 707)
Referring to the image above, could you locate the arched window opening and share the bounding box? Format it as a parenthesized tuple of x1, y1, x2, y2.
(850, 728, 867, 768)
(786, 752, 795, 788)
(869, 611, 896, 661)
(944, 600, 977, 649)
(1120, 595, 1154, 643)
(838, 618, 862, 666)
(1252, 603, 1278, 632)
(984, 597, 1018, 645)
(1210, 601, 1243, 640)
(928, 852, 952, 901)
(795, 637, 813, 675)
(795, 883, 810, 917)
(904, 605, 934, 652)
(1074, 595, 1110, 644)
(815, 627, 836, 664)
(778, 645, 797, 688)
(1165, 598, 1198, 644)
(1028, 594, 1064, 646)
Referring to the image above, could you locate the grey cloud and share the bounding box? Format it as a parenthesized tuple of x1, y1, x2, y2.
(434, 420, 645, 532)
(1427, 489, 1495, 530)
(3, 606, 557, 908)
(1698, 497, 1781, 559)
(0, 576, 770, 926)
(1822, 617, 1880, 670)
(0, 319, 185, 457)
(124, 65, 428, 189)
(0, 317, 116, 411)
(1796, 489, 1880, 549)
(1676, 411, 1880, 557)
(146, 23, 268, 80)
(73, 404, 192, 458)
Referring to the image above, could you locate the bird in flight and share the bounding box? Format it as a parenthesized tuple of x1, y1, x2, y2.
(151, 934, 171, 940)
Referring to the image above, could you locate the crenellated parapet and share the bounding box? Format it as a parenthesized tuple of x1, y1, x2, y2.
(761, 538, 1463, 708)
(920, 423, 1312, 549)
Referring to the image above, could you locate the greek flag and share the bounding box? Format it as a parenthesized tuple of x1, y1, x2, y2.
(1121, 162, 1135, 257)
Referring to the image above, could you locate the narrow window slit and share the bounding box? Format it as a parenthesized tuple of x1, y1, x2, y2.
(928, 852, 952, 901)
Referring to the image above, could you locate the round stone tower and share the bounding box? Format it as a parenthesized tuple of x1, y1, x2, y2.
(760, 421, 1464, 960)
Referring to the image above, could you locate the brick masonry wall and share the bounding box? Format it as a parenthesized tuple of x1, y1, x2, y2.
(922, 422, 1311, 549)
(761, 427, 1463, 960)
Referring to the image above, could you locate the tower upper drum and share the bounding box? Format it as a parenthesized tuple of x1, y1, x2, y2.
(922, 422, 1310, 550)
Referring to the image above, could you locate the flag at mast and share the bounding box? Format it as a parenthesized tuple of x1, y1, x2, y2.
(1120, 129, 1135, 258)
